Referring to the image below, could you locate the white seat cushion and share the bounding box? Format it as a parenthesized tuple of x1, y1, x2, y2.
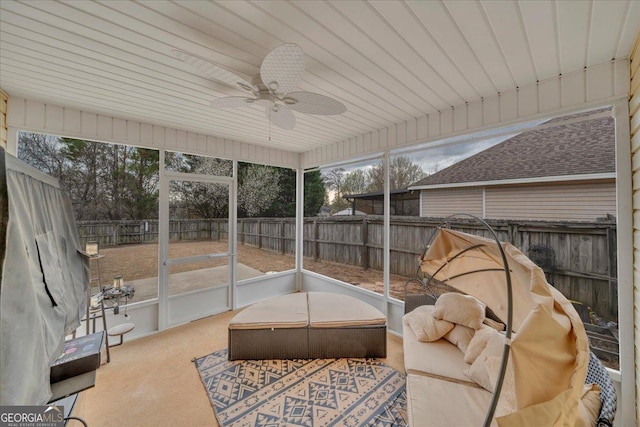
(406, 373, 495, 427)
(403, 321, 474, 384)
(229, 293, 309, 330)
(307, 292, 386, 328)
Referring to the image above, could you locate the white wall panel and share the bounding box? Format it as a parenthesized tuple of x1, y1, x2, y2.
(630, 31, 640, 424)
(6, 98, 300, 168)
(417, 116, 429, 140)
(81, 112, 97, 136)
(561, 71, 586, 107)
(301, 60, 629, 168)
(97, 115, 112, 140)
(518, 84, 539, 118)
(45, 105, 63, 132)
(499, 90, 518, 122)
(406, 118, 417, 143)
(539, 78, 562, 112)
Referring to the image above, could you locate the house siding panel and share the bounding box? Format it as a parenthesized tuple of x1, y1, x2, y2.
(485, 182, 616, 221)
(420, 187, 483, 218)
(630, 32, 640, 423)
(0, 90, 7, 149)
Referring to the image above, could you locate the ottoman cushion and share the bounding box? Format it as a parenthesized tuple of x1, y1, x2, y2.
(308, 292, 386, 328)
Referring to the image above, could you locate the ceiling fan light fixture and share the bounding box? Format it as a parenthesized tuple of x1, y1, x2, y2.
(175, 43, 346, 130)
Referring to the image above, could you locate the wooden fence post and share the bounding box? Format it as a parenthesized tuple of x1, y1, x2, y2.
(361, 217, 369, 270)
(607, 226, 617, 319)
(281, 221, 286, 254)
(240, 220, 245, 245)
(313, 219, 319, 261)
(257, 220, 262, 249)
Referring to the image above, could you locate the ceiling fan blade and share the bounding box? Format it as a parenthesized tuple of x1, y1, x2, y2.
(266, 104, 296, 130)
(284, 91, 347, 115)
(260, 43, 305, 95)
(172, 49, 255, 93)
(211, 96, 253, 109)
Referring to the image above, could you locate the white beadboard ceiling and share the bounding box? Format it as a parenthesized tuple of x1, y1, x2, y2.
(0, 0, 638, 154)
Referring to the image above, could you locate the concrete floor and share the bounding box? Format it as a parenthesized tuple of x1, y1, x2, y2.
(125, 263, 265, 301)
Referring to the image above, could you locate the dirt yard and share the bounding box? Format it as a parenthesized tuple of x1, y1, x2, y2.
(94, 241, 415, 301)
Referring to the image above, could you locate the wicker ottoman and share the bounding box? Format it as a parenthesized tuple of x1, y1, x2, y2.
(228, 292, 387, 360)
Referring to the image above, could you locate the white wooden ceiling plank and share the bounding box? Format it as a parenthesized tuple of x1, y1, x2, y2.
(518, 1, 560, 81)
(1, 23, 367, 144)
(223, 0, 422, 120)
(0, 10, 238, 99)
(555, 0, 590, 75)
(334, 0, 463, 108)
(441, 0, 515, 94)
(418, 0, 497, 96)
(0, 53, 314, 143)
(481, 0, 537, 88)
(614, 0, 640, 59)
(287, 0, 437, 114)
(173, 0, 399, 129)
(0, 43, 237, 116)
(588, 1, 629, 67)
(367, 1, 469, 107)
(59, 0, 259, 77)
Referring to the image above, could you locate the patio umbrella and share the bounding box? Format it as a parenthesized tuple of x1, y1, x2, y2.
(420, 227, 588, 426)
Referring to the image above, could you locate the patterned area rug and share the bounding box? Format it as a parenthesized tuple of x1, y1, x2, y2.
(195, 349, 407, 427)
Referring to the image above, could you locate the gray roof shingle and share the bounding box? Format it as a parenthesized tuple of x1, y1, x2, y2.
(410, 111, 614, 188)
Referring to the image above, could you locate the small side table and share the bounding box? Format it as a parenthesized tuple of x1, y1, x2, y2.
(107, 323, 135, 346)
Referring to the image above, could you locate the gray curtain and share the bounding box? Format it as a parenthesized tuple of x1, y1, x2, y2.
(1, 151, 88, 405)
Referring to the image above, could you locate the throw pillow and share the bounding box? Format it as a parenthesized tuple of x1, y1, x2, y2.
(403, 305, 455, 342)
(464, 325, 496, 364)
(575, 383, 601, 427)
(433, 292, 486, 330)
(443, 324, 475, 354)
(464, 329, 509, 391)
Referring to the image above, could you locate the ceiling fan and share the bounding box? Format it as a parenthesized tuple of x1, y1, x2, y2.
(173, 43, 347, 130)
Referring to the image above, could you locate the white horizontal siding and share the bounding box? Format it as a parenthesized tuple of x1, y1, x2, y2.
(420, 187, 483, 218)
(302, 59, 629, 168)
(0, 90, 7, 149)
(5, 98, 300, 169)
(485, 182, 616, 221)
(631, 31, 640, 424)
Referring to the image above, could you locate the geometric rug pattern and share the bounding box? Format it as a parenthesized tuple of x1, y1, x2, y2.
(195, 349, 407, 427)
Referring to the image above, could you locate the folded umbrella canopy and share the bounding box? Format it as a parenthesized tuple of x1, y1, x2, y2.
(420, 227, 588, 426)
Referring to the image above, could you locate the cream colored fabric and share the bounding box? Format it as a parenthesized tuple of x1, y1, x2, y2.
(443, 324, 475, 354)
(464, 325, 496, 364)
(420, 229, 589, 426)
(575, 384, 601, 427)
(484, 317, 505, 331)
(403, 305, 454, 342)
(486, 355, 517, 417)
(403, 322, 472, 384)
(229, 292, 309, 330)
(406, 373, 496, 427)
(464, 329, 506, 391)
(433, 292, 486, 330)
(307, 292, 386, 327)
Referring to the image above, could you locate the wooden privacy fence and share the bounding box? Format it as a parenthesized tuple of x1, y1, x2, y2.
(77, 216, 618, 320)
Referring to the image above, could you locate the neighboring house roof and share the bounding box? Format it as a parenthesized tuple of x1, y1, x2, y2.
(344, 189, 417, 200)
(409, 110, 614, 189)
